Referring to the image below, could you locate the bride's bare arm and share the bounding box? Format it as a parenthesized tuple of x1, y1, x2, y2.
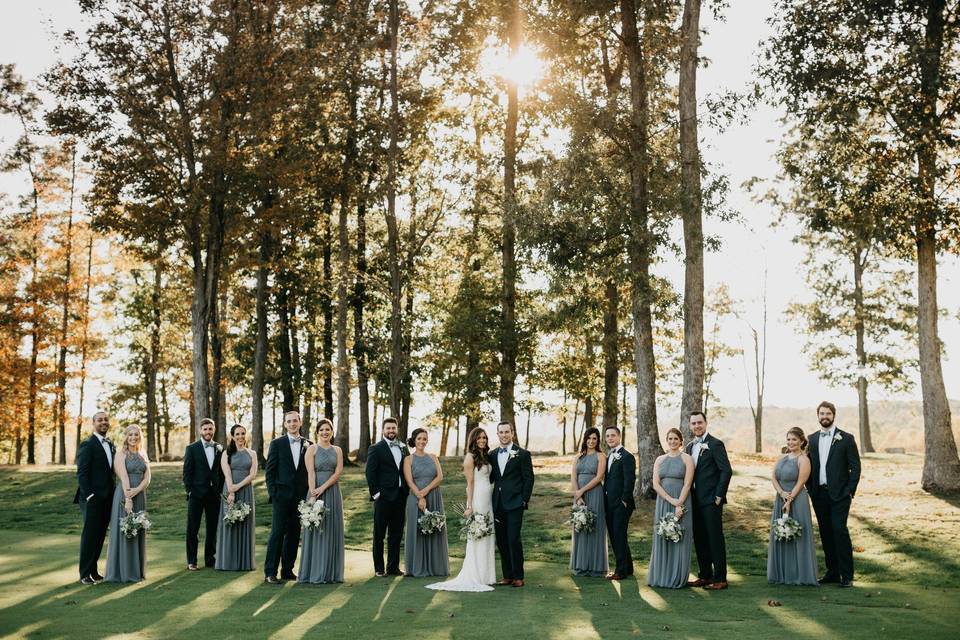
(463, 454, 475, 513)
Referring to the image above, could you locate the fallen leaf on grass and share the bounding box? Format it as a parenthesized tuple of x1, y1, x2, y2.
(853, 546, 865, 553)
(767, 600, 782, 607)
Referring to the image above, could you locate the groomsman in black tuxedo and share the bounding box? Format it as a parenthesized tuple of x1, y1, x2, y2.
(602, 425, 635, 580)
(686, 411, 733, 590)
(182, 418, 224, 570)
(806, 400, 861, 588)
(264, 410, 312, 583)
(365, 417, 409, 576)
(74, 411, 116, 584)
(489, 421, 535, 587)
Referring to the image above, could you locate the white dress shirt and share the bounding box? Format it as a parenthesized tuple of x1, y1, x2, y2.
(497, 446, 511, 475)
(289, 435, 302, 469)
(202, 440, 216, 469)
(95, 433, 113, 469)
(692, 433, 709, 466)
(818, 427, 836, 486)
(607, 446, 621, 471)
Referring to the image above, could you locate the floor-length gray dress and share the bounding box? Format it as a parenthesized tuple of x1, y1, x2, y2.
(767, 455, 818, 585)
(647, 454, 693, 588)
(298, 446, 344, 584)
(215, 449, 256, 571)
(105, 454, 147, 583)
(404, 454, 449, 577)
(569, 453, 609, 577)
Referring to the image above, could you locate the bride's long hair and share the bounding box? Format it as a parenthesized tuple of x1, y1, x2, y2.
(466, 427, 490, 469)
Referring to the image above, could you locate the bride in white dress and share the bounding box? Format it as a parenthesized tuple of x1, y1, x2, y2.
(427, 428, 495, 592)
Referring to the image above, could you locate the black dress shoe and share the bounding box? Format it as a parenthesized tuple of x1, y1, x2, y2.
(80, 576, 97, 585)
(91, 573, 104, 582)
(839, 577, 853, 588)
(818, 574, 840, 584)
(386, 570, 404, 577)
(280, 573, 297, 581)
(375, 571, 387, 578)
(264, 576, 282, 584)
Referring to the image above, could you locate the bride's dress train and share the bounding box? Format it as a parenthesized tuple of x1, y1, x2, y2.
(426, 464, 495, 592)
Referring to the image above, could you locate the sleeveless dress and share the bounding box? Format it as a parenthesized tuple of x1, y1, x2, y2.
(404, 454, 449, 577)
(569, 453, 609, 577)
(105, 454, 147, 582)
(298, 446, 345, 583)
(767, 455, 818, 585)
(647, 454, 693, 588)
(215, 449, 256, 571)
(427, 461, 495, 592)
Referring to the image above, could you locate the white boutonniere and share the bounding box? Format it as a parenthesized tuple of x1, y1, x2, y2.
(833, 433, 842, 443)
(610, 451, 622, 463)
(700, 443, 710, 451)
(507, 448, 519, 460)
(216, 443, 223, 453)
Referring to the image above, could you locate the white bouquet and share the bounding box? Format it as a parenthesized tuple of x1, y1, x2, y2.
(418, 509, 447, 535)
(568, 504, 597, 533)
(453, 504, 494, 541)
(298, 499, 326, 531)
(655, 513, 684, 543)
(772, 514, 803, 542)
(223, 500, 252, 525)
(119, 510, 152, 539)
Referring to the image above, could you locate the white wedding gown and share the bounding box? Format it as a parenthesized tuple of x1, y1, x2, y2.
(426, 463, 495, 592)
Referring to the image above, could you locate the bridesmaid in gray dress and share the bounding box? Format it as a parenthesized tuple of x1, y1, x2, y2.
(569, 428, 609, 577)
(647, 428, 694, 588)
(216, 424, 258, 571)
(768, 427, 818, 586)
(403, 428, 449, 578)
(105, 425, 152, 583)
(299, 419, 345, 584)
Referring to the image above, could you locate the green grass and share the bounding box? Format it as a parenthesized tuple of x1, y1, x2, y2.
(0, 453, 958, 639)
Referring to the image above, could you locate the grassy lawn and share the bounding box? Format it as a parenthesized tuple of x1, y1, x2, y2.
(0, 453, 958, 639)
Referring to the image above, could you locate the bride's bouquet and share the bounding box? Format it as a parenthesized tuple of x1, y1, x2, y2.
(772, 514, 803, 542)
(223, 500, 252, 525)
(418, 509, 447, 535)
(453, 503, 494, 541)
(298, 499, 326, 532)
(655, 512, 684, 543)
(568, 504, 597, 533)
(119, 510, 152, 539)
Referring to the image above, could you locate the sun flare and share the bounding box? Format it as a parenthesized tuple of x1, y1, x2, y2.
(478, 38, 546, 90)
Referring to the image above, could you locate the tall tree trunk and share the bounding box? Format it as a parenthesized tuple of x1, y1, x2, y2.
(602, 279, 619, 430)
(679, 0, 705, 439)
(464, 119, 485, 433)
(524, 382, 533, 449)
(571, 398, 581, 450)
(145, 259, 162, 461)
(322, 198, 335, 421)
(160, 371, 172, 457)
(400, 281, 414, 439)
(277, 280, 296, 411)
(621, 0, 661, 498)
(852, 244, 874, 453)
(55, 144, 78, 465)
(251, 229, 271, 462)
(385, 0, 404, 421)
(916, 0, 960, 492)
(302, 332, 316, 442)
(621, 379, 629, 449)
(209, 281, 228, 443)
(334, 75, 359, 453)
(499, 0, 521, 426)
(74, 232, 94, 463)
(561, 389, 568, 455)
(355, 179, 372, 462)
(189, 261, 212, 434)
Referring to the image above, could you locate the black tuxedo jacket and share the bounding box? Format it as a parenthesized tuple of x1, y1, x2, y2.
(489, 444, 535, 512)
(685, 434, 732, 507)
(74, 434, 116, 503)
(806, 428, 861, 501)
(365, 440, 410, 502)
(182, 440, 225, 500)
(265, 435, 312, 503)
(602, 447, 636, 510)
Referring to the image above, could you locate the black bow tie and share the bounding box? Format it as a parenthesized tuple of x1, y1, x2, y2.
(203, 442, 216, 449)
(388, 441, 402, 449)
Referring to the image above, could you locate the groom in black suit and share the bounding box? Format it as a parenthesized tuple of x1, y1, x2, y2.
(264, 410, 312, 583)
(182, 418, 224, 570)
(74, 411, 115, 584)
(603, 425, 636, 580)
(365, 417, 409, 576)
(686, 411, 733, 590)
(489, 421, 535, 587)
(807, 400, 861, 587)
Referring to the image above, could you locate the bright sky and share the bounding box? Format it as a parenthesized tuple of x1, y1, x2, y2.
(1, 1, 957, 431)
